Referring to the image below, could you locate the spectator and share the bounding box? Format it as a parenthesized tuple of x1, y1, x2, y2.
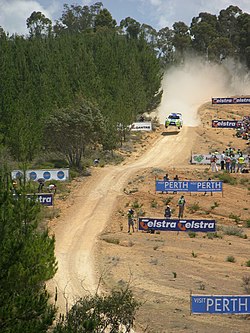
(173, 175, 179, 194)
(127, 209, 135, 233)
(164, 205, 172, 218)
(230, 155, 237, 173)
(163, 173, 169, 193)
(220, 151, 225, 170)
(210, 154, 218, 172)
(94, 158, 100, 167)
(37, 178, 45, 193)
(237, 154, 245, 173)
(48, 183, 57, 194)
(177, 195, 186, 219)
(225, 155, 231, 173)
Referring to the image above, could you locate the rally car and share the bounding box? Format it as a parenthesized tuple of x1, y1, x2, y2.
(165, 113, 183, 129)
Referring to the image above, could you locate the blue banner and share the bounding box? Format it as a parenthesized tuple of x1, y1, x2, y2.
(27, 193, 54, 206)
(138, 218, 216, 232)
(212, 97, 250, 104)
(191, 295, 250, 314)
(212, 120, 242, 128)
(156, 180, 223, 193)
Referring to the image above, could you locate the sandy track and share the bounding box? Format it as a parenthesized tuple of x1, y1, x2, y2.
(49, 126, 198, 312)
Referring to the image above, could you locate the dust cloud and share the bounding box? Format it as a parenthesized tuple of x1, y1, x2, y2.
(157, 57, 250, 126)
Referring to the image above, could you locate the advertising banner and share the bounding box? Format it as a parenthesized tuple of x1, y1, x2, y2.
(27, 193, 54, 206)
(212, 97, 250, 104)
(156, 180, 223, 193)
(191, 295, 250, 314)
(12, 169, 69, 181)
(138, 218, 216, 232)
(191, 154, 248, 165)
(212, 120, 242, 128)
(130, 122, 152, 131)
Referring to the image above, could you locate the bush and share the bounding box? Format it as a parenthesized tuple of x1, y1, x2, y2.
(188, 231, 196, 238)
(188, 202, 200, 213)
(242, 275, 250, 293)
(222, 226, 244, 237)
(245, 220, 250, 228)
(229, 213, 241, 223)
(217, 173, 237, 185)
(226, 255, 236, 263)
(246, 260, 250, 267)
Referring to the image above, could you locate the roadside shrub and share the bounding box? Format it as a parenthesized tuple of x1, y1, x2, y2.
(188, 202, 200, 213)
(192, 251, 197, 258)
(242, 275, 250, 293)
(163, 196, 173, 205)
(151, 199, 158, 208)
(188, 231, 196, 238)
(246, 260, 250, 267)
(103, 238, 120, 245)
(207, 232, 222, 239)
(217, 173, 237, 185)
(245, 220, 250, 228)
(226, 255, 236, 263)
(222, 226, 244, 237)
(229, 213, 241, 224)
(211, 201, 219, 210)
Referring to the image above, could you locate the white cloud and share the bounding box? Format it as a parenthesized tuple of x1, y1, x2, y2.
(0, 0, 58, 35)
(137, 0, 250, 29)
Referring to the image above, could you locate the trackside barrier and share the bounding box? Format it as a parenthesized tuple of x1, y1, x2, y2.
(212, 97, 250, 104)
(191, 295, 250, 314)
(138, 218, 216, 232)
(155, 180, 223, 193)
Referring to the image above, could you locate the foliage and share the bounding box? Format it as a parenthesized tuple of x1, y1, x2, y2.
(216, 173, 237, 185)
(0, 171, 57, 333)
(53, 287, 140, 333)
(226, 255, 236, 263)
(45, 97, 105, 169)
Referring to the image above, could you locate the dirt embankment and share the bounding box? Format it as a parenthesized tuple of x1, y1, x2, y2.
(47, 98, 249, 333)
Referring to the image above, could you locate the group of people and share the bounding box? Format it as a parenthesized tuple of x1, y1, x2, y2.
(210, 148, 249, 173)
(164, 195, 186, 219)
(127, 195, 186, 233)
(236, 116, 250, 141)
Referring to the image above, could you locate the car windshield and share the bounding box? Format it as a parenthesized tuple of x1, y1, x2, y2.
(168, 114, 180, 119)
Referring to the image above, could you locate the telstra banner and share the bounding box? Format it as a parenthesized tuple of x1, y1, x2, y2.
(138, 218, 216, 232)
(27, 194, 54, 206)
(212, 97, 250, 104)
(212, 120, 242, 128)
(156, 180, 223, 193)
(191, 295, 250, 314)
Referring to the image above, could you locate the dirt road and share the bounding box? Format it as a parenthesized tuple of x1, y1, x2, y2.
(49, 126, 198, 312)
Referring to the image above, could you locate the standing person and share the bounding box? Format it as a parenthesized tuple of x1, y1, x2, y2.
(225, 155, 231, 173)
(164, 205, 172, 218)
(163, 173, 169, 193)
(127, 209, 135, 233)
(177, 195, 186, 218)
(37, 178, 45, 193)
(230, 155, 237, 173)
(210, 154, 218, 172)
(220, 151, 225, 170)
(237, 154, 245, 173)
(173, 175, 179, 194)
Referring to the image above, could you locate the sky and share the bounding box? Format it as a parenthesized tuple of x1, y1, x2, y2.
(1, 0, 250, 35)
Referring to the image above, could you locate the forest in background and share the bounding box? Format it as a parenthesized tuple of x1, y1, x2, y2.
(0, 2, 250, 333)
(0, 2, 250, 169)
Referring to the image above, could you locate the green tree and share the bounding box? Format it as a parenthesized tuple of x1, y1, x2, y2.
(172, 21, 191, 61)
(53, 287, 140, 333)
(95, 8, 116, 30)
(45, 98, 105, 169)
(26, 11, 52, 38)
(0, 171, 57, 333)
